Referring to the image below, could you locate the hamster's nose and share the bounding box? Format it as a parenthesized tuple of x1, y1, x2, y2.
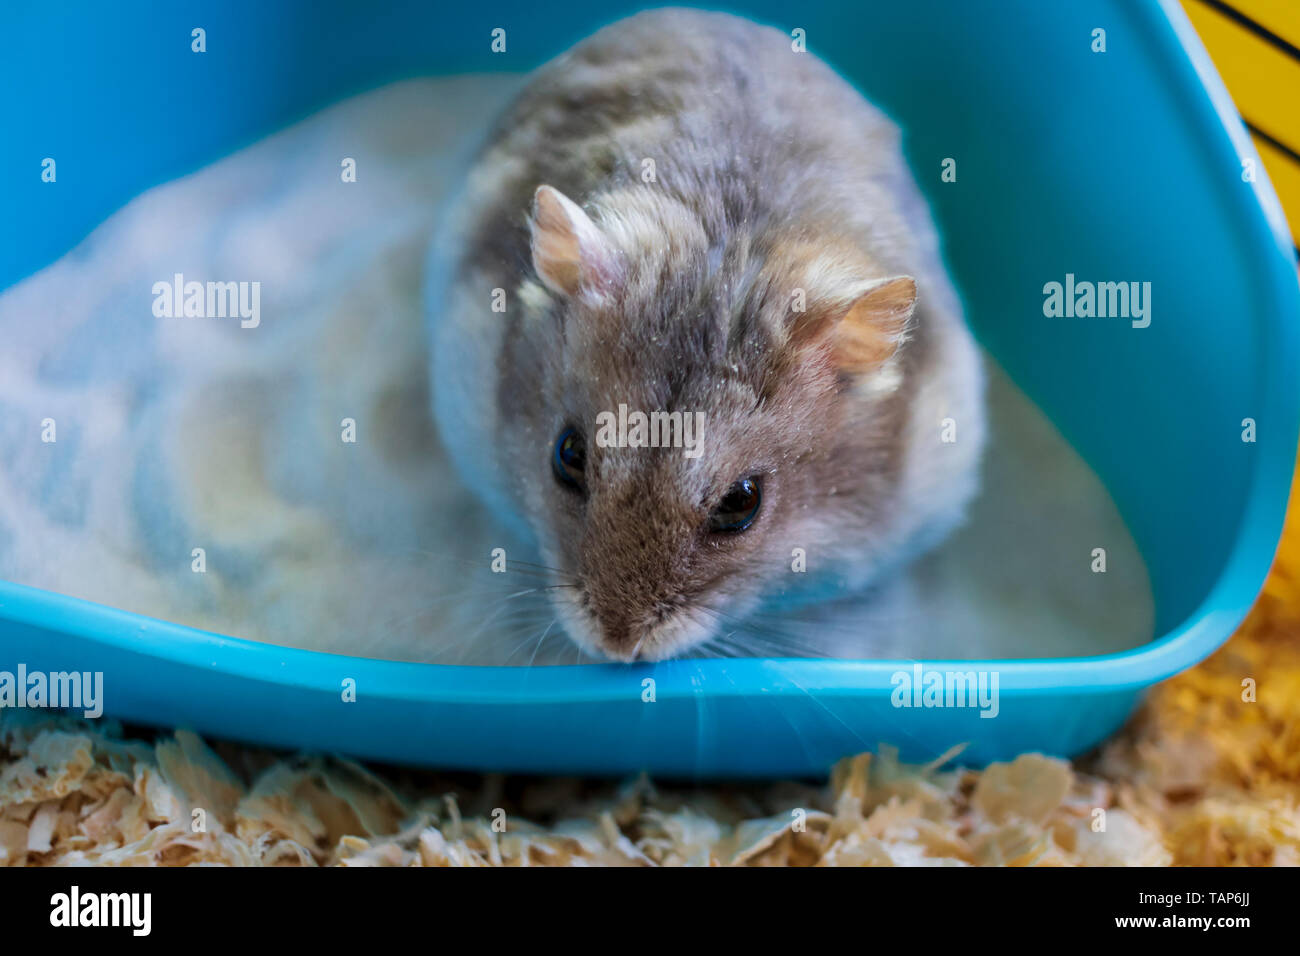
(592, 610, 644, 662)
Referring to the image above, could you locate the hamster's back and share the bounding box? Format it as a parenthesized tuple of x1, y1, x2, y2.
(448, 9, 922, 290)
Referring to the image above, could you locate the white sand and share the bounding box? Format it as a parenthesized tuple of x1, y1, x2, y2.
(0, 77, 1151, 664)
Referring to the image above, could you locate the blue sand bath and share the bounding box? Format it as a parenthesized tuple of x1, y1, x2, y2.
(2, 0, 1298, 776)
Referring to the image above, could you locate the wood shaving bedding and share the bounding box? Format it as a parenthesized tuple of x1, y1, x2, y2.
(5, 489, 1300, 867)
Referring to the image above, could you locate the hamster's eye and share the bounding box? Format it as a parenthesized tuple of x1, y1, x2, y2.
(709, 477, 762, 533)
(552, 426, 586, 491)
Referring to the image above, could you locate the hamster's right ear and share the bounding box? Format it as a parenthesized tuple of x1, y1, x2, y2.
(530, 185, 618, 297)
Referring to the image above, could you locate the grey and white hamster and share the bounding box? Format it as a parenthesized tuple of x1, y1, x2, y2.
(428, 8, 985, 661)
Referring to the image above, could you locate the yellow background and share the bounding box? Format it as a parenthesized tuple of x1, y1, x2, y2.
(1183, 0, 1300, 252)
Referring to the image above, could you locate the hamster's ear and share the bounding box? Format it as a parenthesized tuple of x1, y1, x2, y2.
(830, 275, 916, 373)
(791, 275, 915, 374)
(530, 185, 617, 297)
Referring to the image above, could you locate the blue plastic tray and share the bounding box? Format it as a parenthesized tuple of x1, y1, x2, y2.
(2, 0, 1298, 776)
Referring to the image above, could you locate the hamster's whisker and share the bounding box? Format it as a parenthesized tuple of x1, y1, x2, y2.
(526, 618, 559, 668)
(457, 616, 554, 665)
(498, 558, 579, 578)
(504, 621, 558, 663)
(393, 549, 579, 585)
(777, 670, 873, 751)
(458, 598, 553, 650)
(709, 665, 825, 770)
(362, 586, 547, 633)
(693, 603, 826, 658)
(429, 607, 553, 648)
(500, 586, 571, 600)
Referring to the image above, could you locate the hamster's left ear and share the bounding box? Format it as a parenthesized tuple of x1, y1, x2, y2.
(530, 185, 618, 297)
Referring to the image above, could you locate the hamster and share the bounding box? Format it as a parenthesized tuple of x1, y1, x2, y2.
(427, 8, 985, 662)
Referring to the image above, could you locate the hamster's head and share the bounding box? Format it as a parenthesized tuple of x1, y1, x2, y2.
(495, 185, 918, 661)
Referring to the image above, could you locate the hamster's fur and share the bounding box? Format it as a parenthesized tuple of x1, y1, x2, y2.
(428, 9, 985, 661)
